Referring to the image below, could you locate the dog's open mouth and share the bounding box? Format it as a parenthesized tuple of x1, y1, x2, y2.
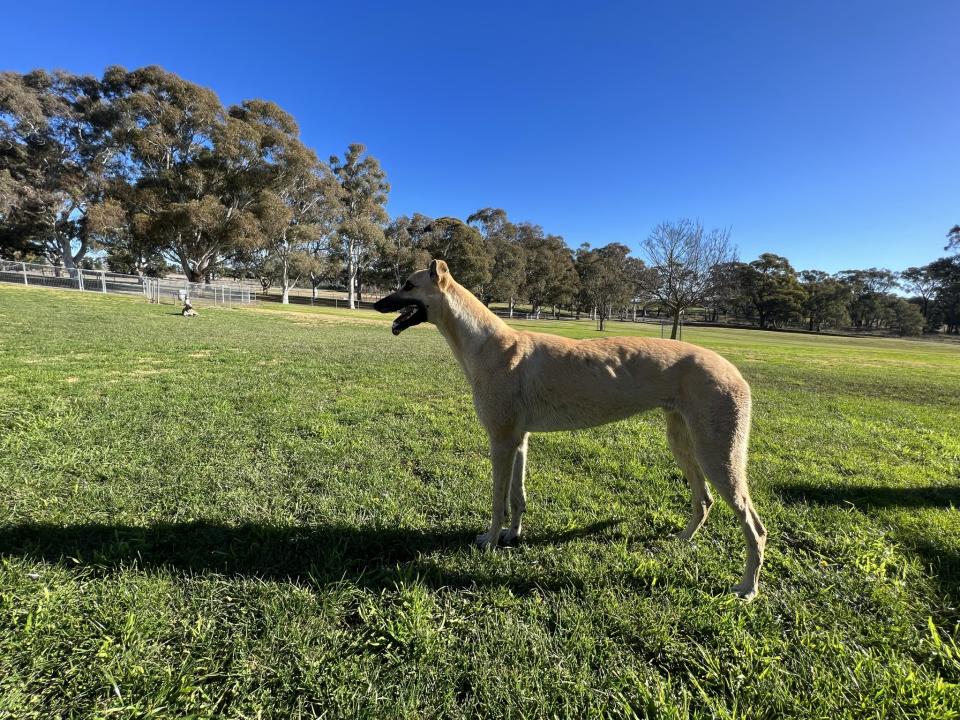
(373, 293, 427, 335)
(391, 304, 427, 335)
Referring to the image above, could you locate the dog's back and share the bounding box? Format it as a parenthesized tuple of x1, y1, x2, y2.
(495, 331, 748, 432)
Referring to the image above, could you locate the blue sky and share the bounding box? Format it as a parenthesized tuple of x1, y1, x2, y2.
(5, 1, 958, 272)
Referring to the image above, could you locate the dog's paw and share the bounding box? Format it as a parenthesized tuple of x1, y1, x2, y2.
(499, 528, 522, 546)
(729, 583, 758, 602)
(671, 530, 695, 542)
(474, 533, 498, 550)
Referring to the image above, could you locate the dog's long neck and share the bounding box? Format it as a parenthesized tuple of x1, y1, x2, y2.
(435, 281, 513, 368)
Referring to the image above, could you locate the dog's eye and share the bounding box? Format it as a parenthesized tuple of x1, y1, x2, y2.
(402, 281, 414, 291)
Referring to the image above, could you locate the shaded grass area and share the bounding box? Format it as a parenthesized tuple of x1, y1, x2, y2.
(1, 285, 959, 718)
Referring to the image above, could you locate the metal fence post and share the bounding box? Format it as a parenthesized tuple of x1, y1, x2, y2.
(22, 262, 28, 286)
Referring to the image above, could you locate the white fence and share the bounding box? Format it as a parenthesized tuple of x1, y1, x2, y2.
(0, 261, 255, 307)
(0, 260, 148, 296)
(142, 276, 255, 306)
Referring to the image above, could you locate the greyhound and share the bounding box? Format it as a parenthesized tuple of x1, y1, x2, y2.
(374, 260, 767, 599)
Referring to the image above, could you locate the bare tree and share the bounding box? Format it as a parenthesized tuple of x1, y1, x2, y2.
(642, 219, 735, 339)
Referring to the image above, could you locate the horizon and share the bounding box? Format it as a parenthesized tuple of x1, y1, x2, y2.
(4, 1, 958, 273)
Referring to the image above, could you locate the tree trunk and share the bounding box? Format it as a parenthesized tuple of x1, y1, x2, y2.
(59, 237, 77, 270)
(55, 233, 89, 271)
(347, 237, 356, 309)
(509, 298, 514, 318)
(670, 310, 681, 339)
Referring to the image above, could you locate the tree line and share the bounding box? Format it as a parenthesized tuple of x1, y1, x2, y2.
(2, 66, 958, 337)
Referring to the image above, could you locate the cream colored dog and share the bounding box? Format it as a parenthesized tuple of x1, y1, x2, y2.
(374, 260, 767, 599)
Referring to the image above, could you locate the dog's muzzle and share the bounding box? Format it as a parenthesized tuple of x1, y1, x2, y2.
(373, 294, 428, 335)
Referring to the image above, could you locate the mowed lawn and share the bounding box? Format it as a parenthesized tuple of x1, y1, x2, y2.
(1, 286, 958, 719)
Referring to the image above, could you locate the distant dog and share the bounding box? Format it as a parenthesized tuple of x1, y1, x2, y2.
(182, 300, 198, 317)
(374, 260, 766, 599)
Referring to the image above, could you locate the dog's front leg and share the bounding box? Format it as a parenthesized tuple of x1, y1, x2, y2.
(474, 436, 521, 550)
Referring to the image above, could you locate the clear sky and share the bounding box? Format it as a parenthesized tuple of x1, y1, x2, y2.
(4, 1, 958, 272)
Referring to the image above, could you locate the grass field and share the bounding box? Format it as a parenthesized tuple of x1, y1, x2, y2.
(1, 284, 958, 719)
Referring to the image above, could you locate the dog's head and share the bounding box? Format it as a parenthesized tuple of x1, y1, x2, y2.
(373, 259, 451, 335)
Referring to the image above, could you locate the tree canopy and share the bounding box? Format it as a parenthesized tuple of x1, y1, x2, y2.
(1, 65, 954, 336)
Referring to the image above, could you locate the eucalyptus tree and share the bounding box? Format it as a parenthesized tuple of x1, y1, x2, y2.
(231, 100, 337, 303)
(575, 242, 633, 330)
(376, 213, 432, 290)
(419, 217, 491, 291)
(735, 253, 806, 329)
(485, 233, 526, 312)
(624, 256, 657, 319)
(108, 65, 264, 282)
(87, 193, 168, 276)
(884, 298, 924, 336)
(303, 201, 343, 301)
(468, 207, 526, 310)
(927, 257, 960, 334)
(0, 69, 122, 268)
(642, 219, 735, 339)
(328, 144, 389, 308)
(517, 223, 578, 318)
(900, 265, 941, 323)
(947, 225, 959, 254)
(836, 268, 898, 329)
(799, 270, 850, 331)
(701, 261, 741, 323)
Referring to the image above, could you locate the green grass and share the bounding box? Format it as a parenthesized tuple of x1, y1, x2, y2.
(1, 285, 958, 719)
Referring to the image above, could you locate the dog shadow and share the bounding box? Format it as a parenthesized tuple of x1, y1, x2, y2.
(776, 482, 958, 511)
(0, 519, 624, 593)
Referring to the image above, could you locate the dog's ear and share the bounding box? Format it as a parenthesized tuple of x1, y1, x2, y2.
(429, 259, 450, 286)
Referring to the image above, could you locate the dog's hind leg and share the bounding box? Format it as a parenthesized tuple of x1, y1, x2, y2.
(475, 432, 523, 550)
(665, 411, 713, 541)
(500, 432, 529, 545)
(686, 403, 767, 601)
